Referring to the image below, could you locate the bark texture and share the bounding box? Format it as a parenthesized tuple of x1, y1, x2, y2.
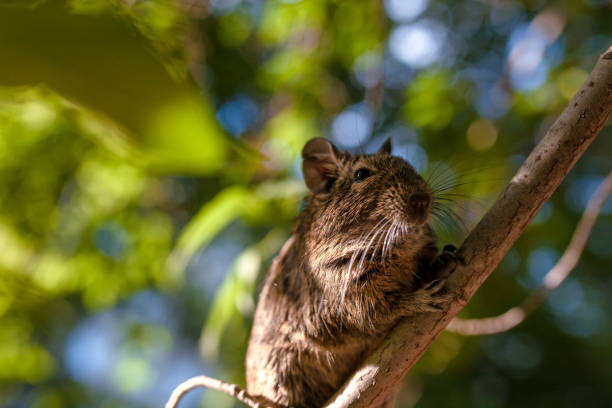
(324, 44, 612, 408)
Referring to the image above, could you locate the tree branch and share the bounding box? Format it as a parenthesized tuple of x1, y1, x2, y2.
(324, 44, 612, 408)
(447, 171, 612, 335)
(165, 375, 264, 408)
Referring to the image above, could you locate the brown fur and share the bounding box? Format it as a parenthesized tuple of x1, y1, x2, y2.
(246, 139, 447, 408)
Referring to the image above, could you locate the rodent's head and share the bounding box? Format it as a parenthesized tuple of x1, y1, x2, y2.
(301, 137, 433, 239)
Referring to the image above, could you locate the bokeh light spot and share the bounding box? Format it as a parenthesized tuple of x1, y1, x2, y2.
(565, 176, 612, 215)
(523, 82, 558, 112)
(389, 20, 446, 69)
(556, 67, 589, 100)
(531, 201, 553, 225)
(20, 101, 56, 132)
(522, 246, 559, 289)
(32, 253, 75, 293)
(394, 143, 428, 173)
(94, 222, 129, 259)
(353, 51, 382, 88)
(331, 104, 372, 148)
(113, 356, 154, 394)
(210, 0, 242, 14)
(554, 298, 605, 338)
(507, 23, 556, 91)
(64, 314, 119, 387)
(547, 277, 584, 316)
(475, 83, 511, 119)
(466, 119, 498, 151)
(384, 0, 428, 23)
(216, 94, 259, 137)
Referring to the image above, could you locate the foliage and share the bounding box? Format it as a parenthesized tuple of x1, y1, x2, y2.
(0, 0, 611, 407)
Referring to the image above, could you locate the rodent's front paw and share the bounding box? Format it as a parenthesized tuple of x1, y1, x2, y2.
(403, 279, 452, 314)
(429, 244, 461, 280)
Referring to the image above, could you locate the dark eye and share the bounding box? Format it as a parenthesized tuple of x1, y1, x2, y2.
(353, 168, 373, 182)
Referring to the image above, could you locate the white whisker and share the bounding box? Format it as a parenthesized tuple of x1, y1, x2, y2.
(382, 223, 396, 258)
(357, 219, 390, 273)
(338, 218, 387, 312)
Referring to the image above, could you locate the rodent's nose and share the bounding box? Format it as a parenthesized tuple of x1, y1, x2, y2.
(409, 193, 431, 213)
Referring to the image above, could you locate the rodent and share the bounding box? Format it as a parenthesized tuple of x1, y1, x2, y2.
(245, 137, 453, 408)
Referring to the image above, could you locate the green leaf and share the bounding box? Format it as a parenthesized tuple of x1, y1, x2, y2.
(199, 229, 287, 360)
(166, 186, 253, 282)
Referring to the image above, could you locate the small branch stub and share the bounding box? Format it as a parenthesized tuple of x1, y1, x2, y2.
(165, 375, 265, 408)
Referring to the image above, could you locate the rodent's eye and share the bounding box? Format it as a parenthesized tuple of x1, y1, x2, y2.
(353, 168, 373, 182)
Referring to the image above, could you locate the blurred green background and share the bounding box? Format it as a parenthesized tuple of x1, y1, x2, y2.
(0, 0, 611, 407)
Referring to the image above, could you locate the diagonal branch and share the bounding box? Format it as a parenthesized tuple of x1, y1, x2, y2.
(447, 171, 612, 335)
(324, 44, 612, 408)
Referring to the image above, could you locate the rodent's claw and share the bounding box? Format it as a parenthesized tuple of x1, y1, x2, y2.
(405, 278, 451, 314)
(424, 278, 445, 293)
(429, 244, 462, 280)
(442, 244, 466, 265)
(442, 244, 457, 253)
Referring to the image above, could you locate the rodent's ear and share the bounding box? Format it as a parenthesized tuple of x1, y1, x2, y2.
(377, 138, 392, 155)
(302, 138, 340, 193)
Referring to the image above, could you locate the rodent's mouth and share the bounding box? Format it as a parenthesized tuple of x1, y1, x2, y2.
(411, 212, 430, 225)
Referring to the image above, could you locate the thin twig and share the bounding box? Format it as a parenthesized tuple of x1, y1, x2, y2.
(447, 171, 612, 335)
(164, 375, 265, 408)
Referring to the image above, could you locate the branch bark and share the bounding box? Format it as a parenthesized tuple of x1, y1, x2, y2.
(324, 44, 612, 408)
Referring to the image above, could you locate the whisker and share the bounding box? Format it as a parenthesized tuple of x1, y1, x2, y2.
(425, 160, 449, 186)
(431, 179, 483, 193)
(431, 212, 452, 238)
(370, 219, 390, 261)
(339, 218, 388, 312)
(432, 206, 467, 234)
(382, 222, 397, 258)
(357, 219, 390, 273)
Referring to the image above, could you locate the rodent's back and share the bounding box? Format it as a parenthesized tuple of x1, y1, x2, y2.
(246, 138, 440, 407)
